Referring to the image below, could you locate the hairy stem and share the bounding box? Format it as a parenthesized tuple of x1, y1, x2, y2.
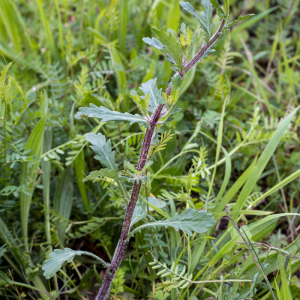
(96, 19, 226, 300)
(184, 19, 226, 74)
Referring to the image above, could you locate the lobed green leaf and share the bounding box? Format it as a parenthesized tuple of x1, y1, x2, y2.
(129, 90, 149, 116)
(42, 248, 108, 279)
(180, 1, 214, 42)
(85, 133, 118, 172)
(131, 202, 147, 227)
(142, 37, 166, 50)
(179, 1, 202, 23)
(131, 208, 215, 236)
(150, 28, 183, 69)
(76, 104, 149, 127)
(42, 248, 85, 279)
(140, 78, 166, 112)
(200, 0, 214, 42)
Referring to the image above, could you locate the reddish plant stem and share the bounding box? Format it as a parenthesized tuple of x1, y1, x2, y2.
(184, 19, 225, 74)
(95, 105, 164, 300)
(96, 19, 226, 300)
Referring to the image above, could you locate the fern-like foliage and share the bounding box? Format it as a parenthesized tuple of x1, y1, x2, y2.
(67, 48, 96, 67)
(111, 267, 128, 295)
(245, 192, 264, 209)
(149, 255, 192, 292)
(216, 38, 234, 74)
(200, 65, 218, 88)
(25, 54, 49, 79)
(67, 217, 106, 239)
(74, 65, 89, 102)
(0, 217, 24, 267)
(48, 62, 66, 101)
(149, 130, 175, 159)
(215, 74, 230, 99)
(0, 184, 30, 197)
(190, 147, 210, 178)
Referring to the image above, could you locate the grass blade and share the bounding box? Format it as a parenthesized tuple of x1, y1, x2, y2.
(224, 206, 277, 300)
(232, 106, 299, 217)
(74, 151, 90, 212)
(20, 92, 48, 252)
(53, 166, 74, 246)
(36, 0, 58, 61)
(118, 0, 128, 54)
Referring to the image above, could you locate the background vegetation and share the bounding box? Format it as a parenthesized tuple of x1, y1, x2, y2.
(0, 0, 300, 299)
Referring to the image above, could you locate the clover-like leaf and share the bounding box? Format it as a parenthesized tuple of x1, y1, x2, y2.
(42, 248, 108, 279)
(75, 104, 149, 128)
(130, 208, 215, 236)
(85, 133, 118, 172)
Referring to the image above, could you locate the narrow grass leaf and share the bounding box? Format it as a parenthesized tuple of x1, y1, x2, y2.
(53, 167, 74, 246)
(118, 0, 128, 54)
(74, 151, 90, 212)
(20, 93, 48, 251)
(36, 0, 58, 60)
(41, 128, 52, 249)
(232, 107, 299, 217)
